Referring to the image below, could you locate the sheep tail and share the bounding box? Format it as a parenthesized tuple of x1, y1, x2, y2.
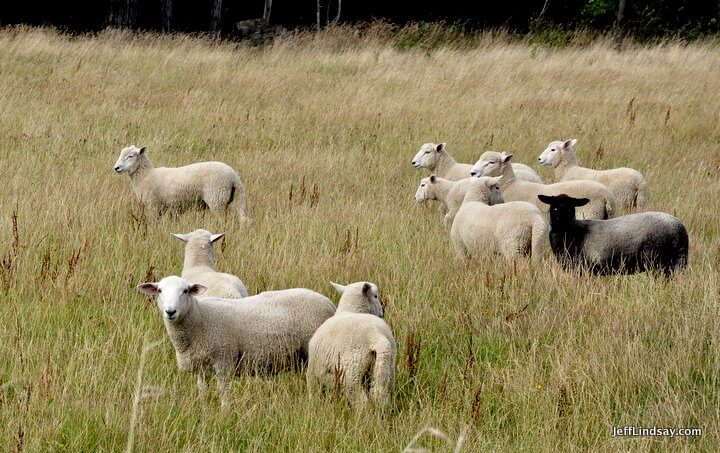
(635, 180, 649, 210)
(369, 338, 395, 408)
(530, 215, 548, 262)
(234, 179, 249, 221)
(604, 194, 616, 219)
(674, 224, 689, 271)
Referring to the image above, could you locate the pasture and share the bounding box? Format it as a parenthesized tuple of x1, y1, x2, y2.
(0, 27, 719, 450)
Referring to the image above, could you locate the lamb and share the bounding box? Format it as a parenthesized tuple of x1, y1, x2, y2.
(471, 151, 616, 220)
(538, 139, 648, 211)
(136, 276, 335, 405)
(411, 142, 543, 183)
(171, 229, 248, 299)
(114, 145, 248, 219)
(450, 176, 548, 262)
(307, 281, 396, 408)
(415, 175, 473, 224)
(537, 194, 688, 275)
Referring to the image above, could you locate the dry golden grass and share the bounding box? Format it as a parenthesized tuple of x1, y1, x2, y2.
(0, 27, 719, 451)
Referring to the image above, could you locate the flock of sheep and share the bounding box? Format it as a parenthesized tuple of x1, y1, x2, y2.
(413, 140, 687, 274)
(113, 136, 689, 408)
(114, 145, 395, 407)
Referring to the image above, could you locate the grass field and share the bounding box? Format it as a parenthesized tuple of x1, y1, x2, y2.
(1, 26, 719, 451)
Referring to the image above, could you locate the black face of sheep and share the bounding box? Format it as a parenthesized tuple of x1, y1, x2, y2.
(538, 194, 689, 276)
(538, 194, 589, 226)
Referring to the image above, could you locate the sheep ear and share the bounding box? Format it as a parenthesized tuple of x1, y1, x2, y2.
(485, 175, 503, 187)
(137, 283, 159, 296)
(572, 197, 590, 207)
(362, 283, 372, 296)
(429, 174, 436, 183)
(563, 139, 577, 150)
(537, 194, 554, 205)
(501, 153, 513, 163)
(189, 284, 207, 296)
(436, 143, 446, 152)
(210, 233, 225, 243)
(330, 281, 346, 295)
(171, 233, 189, 242)
(139, 146, 147, 155)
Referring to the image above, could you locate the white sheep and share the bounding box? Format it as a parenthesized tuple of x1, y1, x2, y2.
(411, 142, 543, 183)
(307, 281, 396, 408)
(137, 276, 335, 406)
(538, 139, 649, 211)
(171, 229, 248, 299)
(415, 175, 472, 224)
(451, 176, 548, 262)
(114, 145, 248, 219)
(471, 151, 616, 220)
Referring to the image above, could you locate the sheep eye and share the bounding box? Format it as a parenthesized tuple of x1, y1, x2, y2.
(182, 289, 188, 294)
(157, 289, 162, 293)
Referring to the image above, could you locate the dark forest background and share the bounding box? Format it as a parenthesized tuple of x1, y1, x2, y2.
(1, 1, 719, 38)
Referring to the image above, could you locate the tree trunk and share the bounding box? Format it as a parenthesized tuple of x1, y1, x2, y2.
(333, 0, 342, 23)
(614, 0, 627, 50)
(210, 0, 223, 33)
(316, 0, 321, 30)
(617, 0, 626, 23)
(263, 0, 273, 22)
(108, 0, 138, 28)
(161, 0, 173, 32)
(537, 0, 550, 23)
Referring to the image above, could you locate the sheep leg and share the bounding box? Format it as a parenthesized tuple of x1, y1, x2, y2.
(306, 371, 321, 401)
(197, 369, 210, 394)
(213, 363, 233, 407)
(234, 180, 249, 220)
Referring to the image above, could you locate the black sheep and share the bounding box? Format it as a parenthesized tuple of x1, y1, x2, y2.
(538, 194, 688, 275)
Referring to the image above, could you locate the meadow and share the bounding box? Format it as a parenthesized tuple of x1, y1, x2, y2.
(0, 26, 719, 451)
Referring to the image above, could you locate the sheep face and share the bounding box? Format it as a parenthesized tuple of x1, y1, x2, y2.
(412, 143, 446, 170)
(538, 194, 589, 225)
(137, 276, 207, 323)
(114, 145, 146, 174)
(538, 139, 577, 167)
(470, 151, 512, 177)
(331, 281, 383, 317)
(467, 176, 504, 205)
(414, 175, 437, 203)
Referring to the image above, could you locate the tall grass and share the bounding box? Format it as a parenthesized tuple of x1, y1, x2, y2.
(0, 27, 719, 451)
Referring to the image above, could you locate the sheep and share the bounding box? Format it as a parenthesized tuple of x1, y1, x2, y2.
(307, 281, 396, 408)
(415, 175, 472, 224)
(471, 151, 616, 220)
(171, 229, 248, 299)
(450, 176, 548, 262)
(113, 145, 248, 219)
(537, 194, 688, 275)
(411, 142, 543, 183)
(136, 276, 335, 406)
(538, 139, 648, 211)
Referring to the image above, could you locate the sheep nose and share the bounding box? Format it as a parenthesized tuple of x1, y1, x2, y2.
(165, 309, 177, 317)
(411, 160, 417, 165)
(470, 171, 477, 177)
(537, 157, 542, 162)
(114, 166, 122, 172)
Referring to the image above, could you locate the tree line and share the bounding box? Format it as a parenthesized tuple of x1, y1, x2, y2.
(1, 0, 718, 38)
